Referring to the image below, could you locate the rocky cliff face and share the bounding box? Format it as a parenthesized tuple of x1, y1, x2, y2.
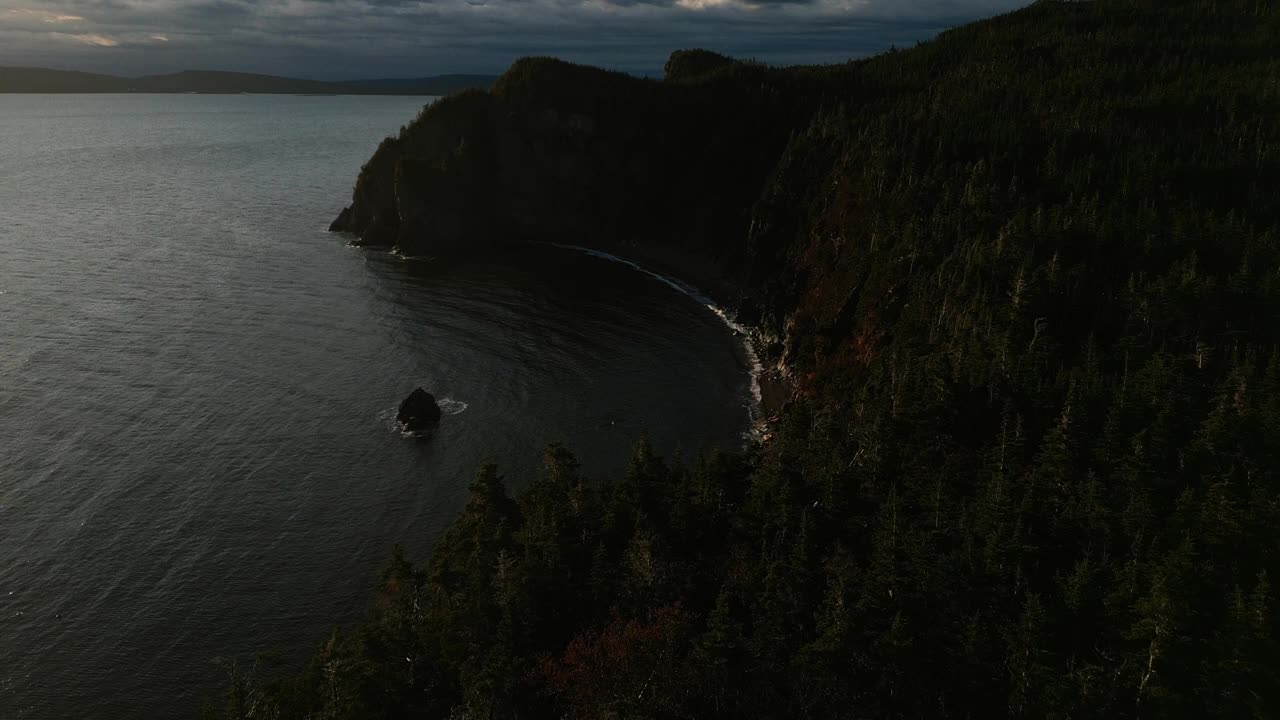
(330, 53, 832, 340)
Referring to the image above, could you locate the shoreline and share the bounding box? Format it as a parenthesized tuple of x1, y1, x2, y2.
(545, 242, 786, 443)
(345, 233, 793, 442)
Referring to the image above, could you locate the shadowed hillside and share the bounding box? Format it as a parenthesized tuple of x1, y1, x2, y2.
(218, 1, 1280, 717)
(0, 67, 128, 92)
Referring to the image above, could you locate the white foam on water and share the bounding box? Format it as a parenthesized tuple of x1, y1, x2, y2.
(376, 406, 405, 434)
(380, 396, 467, 437)
(546, 243, 766, 443)
(376, 406, 416, 438)
(439, 398, 468, 415)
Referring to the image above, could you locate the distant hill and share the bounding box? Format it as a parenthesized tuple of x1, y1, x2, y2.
(0, 67, 496, 95)
(0, 67, 129, 92)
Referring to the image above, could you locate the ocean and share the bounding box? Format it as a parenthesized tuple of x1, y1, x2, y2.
(0, 94, 753, 716)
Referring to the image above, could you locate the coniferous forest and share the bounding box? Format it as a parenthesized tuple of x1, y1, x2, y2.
(212, 1, 1280, 717)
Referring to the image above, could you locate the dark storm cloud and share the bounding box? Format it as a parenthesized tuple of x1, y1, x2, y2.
(0, 0, 1031, 78)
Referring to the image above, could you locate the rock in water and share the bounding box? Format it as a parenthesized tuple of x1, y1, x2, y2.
(397, 387, 442, 433)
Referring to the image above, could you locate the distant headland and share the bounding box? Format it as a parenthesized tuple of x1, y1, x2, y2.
(0, 67, 497, 95)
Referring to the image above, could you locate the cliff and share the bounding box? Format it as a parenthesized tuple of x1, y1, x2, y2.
(332, 0, 1280, 403)
(329, 54, 831, 331)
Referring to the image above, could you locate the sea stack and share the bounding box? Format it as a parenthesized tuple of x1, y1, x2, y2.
(397, 387, 442, 433)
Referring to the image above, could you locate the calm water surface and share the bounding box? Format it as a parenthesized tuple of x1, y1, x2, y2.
(0, 95, 752, 717)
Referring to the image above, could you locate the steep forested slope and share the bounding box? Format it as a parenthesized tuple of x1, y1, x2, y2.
(327, 48, 819, 302)
(215, 1, 1280, 717)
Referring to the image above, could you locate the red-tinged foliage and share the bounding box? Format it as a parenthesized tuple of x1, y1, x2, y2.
(799, 371, 820, 399)
(849, 317, 886, 369)
(534, 604, 692, 718)
(821, 315, 886, 378)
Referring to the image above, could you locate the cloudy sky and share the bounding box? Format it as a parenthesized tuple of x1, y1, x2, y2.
(0, 0, 1029, 79)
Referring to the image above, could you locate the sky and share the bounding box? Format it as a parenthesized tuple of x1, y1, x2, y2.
(0, 0, 1030, 80)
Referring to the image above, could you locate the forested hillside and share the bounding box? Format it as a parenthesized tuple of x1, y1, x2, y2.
(215, 0, 1280, 717)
